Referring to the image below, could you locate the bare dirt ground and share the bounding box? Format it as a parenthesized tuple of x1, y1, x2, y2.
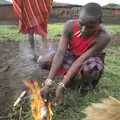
(0, 39, 57, 116)
(0, 34, 119, 116)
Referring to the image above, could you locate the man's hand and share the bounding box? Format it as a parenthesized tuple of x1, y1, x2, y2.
(55, 82, 65, 105)
(40, 79, 53, 100)
(40, 86, 48, 100)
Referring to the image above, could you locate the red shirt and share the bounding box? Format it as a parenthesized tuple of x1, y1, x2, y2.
(68, 20, 101, 56)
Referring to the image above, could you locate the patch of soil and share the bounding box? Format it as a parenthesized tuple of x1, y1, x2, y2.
(0, 40, 54, 116)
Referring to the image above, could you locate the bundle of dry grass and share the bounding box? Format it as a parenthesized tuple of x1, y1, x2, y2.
(82, 96, 120, 120)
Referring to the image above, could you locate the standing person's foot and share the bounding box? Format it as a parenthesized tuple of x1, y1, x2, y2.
(37, 55, 44, 63)
(29, 54, 39, 62)
(32, 54, 39, 62)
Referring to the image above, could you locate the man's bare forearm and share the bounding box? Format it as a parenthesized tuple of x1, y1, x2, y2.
(62, 56, 84, 85)
(47, 51, 64, 80)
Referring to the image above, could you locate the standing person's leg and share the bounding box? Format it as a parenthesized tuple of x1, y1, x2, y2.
(28, 33, 34, 50)
(28, 26, 39, 61)
(42, 36, 48, 50)
(28, 33, 38, 61)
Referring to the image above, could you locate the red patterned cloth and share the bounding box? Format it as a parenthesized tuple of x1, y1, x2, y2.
(55, 51, 105, 76)
(13, 0, 53, 36)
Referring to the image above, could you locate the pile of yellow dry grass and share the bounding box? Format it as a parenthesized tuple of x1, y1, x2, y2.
(82, 96, 120, 120)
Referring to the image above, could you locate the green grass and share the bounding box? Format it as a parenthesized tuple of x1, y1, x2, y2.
(48, 23, 64, 38)
(0, 23, 120, 119)
(52, 46, 120, 120)
(107, 25, 120, 34)
(0, 24, 119, 41)
(0, 25, 25, 41)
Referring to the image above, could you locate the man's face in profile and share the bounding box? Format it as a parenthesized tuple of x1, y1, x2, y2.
(79, 4, 101, 36)
(79, 21, 98, 36)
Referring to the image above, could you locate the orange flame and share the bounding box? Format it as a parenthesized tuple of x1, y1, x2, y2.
(22, 80, 53, 120)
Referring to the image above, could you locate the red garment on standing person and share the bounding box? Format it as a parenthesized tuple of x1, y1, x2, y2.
(13, 0, 53, 36)
(56, 20, 101, 75)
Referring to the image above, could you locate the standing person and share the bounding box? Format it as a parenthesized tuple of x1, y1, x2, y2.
(13, 0, 53, 60)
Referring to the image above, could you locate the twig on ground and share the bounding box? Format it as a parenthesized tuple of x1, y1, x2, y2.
(13, 90, 26, 107)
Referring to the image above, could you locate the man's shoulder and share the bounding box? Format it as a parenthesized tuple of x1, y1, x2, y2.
(64, 19, 78, 29)
(65, 19, 74, 25)
(97, 25, 111, 44)
(99, 24, 109, 34)
(63, 20, 76, 40)
(63, 20, 73, 34)
(64, 20, 73, 30)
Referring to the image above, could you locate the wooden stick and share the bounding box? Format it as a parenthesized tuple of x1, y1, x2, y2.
(13, 90, 26, 107)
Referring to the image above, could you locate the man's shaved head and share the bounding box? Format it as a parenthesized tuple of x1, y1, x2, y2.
(79, 3, 102, 24)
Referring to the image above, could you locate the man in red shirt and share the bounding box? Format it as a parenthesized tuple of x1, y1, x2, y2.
(40, 3, 111, 104)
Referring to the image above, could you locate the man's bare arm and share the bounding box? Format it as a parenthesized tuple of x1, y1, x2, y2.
(47, 21, 73, 80)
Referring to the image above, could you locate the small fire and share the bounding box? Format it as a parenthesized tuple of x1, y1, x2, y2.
(22, 80, 53, 120)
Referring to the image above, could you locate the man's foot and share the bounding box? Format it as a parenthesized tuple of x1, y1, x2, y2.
(31, 54, 39, 62)
(37, 55, 51, 70)
(79, 82, 93, 95)
(37, 56, 44, 63)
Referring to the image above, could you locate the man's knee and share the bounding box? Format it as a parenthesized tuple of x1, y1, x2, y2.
(81, 67, 103, 80)
(81, 56, 104, 80)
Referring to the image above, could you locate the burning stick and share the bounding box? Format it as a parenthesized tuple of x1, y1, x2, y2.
(22, 80, 53, 120)
(82, 96, 120, 120)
